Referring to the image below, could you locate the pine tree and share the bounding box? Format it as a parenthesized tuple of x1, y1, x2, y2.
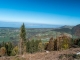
(19, 23, 26, 55)
(26, 40, 42, 53)
(5, 42, 13, 56)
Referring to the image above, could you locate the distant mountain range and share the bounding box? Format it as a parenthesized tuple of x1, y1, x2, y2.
(72, 24, 80, 38)
(60, 25, 74, 29)
(53, 25, 74, 34)
(0, 21, 80, 38)
(54, 24, 80, 38)
(0, 21, 62, 28)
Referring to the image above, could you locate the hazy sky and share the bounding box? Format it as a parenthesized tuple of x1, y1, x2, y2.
(0, 0, 80, 25)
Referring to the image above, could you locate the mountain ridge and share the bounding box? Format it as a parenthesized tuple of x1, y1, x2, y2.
(72, 24, 80, 38)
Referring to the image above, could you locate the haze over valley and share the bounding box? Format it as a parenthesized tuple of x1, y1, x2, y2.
(0, 0, 80, 60)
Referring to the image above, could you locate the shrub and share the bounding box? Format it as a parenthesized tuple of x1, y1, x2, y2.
(11, 46, 18, 56)
(0, 47, 6, 56)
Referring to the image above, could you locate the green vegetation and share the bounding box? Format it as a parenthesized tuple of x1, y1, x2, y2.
(0, 28, 19, 43)
(0, 28, 71, 43)
(11, 46, 18, 56)
(26, 40, 43, 53)
(19, 23, 26, 54)
(0, 42, 18, 56)
(0, 23, 80, 58)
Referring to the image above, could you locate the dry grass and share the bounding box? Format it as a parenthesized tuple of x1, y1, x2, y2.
(0, 48, 80, 60)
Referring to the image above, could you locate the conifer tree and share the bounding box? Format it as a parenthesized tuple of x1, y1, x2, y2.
(19, 23, 26, 54)
(5, 42, 13, 56)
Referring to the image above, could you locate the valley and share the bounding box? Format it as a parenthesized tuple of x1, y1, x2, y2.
(0, 27, 72, 44)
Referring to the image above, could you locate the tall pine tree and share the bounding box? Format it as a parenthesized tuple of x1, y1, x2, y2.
(19, 23, 26, 55)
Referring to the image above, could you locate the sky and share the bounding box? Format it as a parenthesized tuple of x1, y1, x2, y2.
(0, 0, 80, 25)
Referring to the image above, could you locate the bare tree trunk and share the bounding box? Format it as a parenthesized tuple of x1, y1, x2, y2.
(18, 39, 22, 55)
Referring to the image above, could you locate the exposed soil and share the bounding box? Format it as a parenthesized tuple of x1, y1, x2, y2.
(0, 48, 80, 60)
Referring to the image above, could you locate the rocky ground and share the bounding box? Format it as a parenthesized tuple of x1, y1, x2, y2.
(0, 48, 80, 60)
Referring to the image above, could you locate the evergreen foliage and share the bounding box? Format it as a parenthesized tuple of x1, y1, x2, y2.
(26, 40, 42, 53)
(5, 42, 13, 56)
(20, 23, 26, 43)
(20, 23, 26, 54)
